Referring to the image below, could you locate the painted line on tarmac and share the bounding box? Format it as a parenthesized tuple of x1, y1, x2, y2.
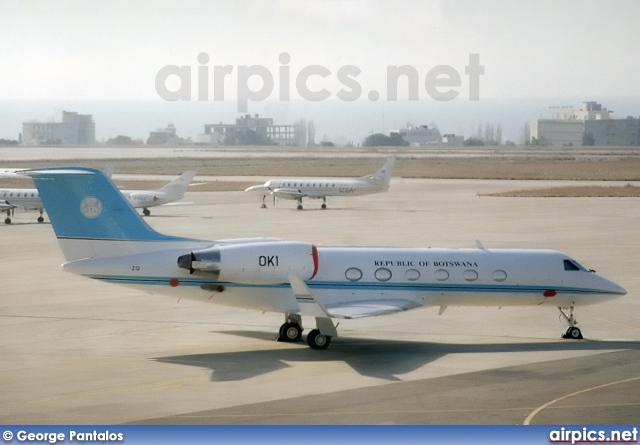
(524, 375, 640, 425)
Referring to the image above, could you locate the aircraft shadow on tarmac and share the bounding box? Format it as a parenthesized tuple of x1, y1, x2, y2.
(152, 333, 640, 383)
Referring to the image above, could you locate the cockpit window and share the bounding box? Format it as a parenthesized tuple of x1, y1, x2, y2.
(564, 259, 586, 271)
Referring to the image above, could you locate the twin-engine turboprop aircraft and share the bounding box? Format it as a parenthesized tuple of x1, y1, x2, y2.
(245, 158, 395, 210)
(24, 167, 626, 350)
(1, 170, 195, 223)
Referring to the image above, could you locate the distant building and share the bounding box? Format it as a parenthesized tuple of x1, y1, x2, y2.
(147, 124, 179, 145)
(22, 111, 95, 145)
(530, 120, 584, 146)
(392, 125, 441, 146)
(584, 117, 640, 146)
(441, 134, 464, 146)
(199, 114, 306, 146)
(556, 101, 613, 121)
(390, 125, 463, 147)
(531, 101, 640, 146)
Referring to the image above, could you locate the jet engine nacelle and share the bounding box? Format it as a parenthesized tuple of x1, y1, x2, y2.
(177, 241, 319, 284)
(128, 193, 157, 205)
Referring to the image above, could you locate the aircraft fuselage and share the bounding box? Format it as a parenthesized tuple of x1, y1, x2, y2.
(62, 243, 626, 315)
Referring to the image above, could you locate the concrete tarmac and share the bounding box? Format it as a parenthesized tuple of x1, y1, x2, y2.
(1, 178, 639, 424)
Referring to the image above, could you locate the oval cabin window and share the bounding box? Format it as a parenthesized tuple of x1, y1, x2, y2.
(463, 269, 478, 281)
(374, 268, 392, 282)
(405, 269, 420, 281)
(434, 269, 449, 281)
(345, 267, 363, 281)
(492, 270, 507, 282)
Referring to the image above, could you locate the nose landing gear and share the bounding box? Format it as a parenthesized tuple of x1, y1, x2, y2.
(559, 306, 583, 339)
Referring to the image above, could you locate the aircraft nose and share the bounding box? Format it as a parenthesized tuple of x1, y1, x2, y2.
(600, 276, 627, 296)
(245, 185, 269, 194)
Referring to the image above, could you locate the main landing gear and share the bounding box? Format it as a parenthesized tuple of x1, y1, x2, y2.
(278, 313, 303, 342)
(142, 208, 151, 216)
(306, 329, 331, 350)
(277, 313, 333, 350)
(295, 197, 328, 211)
(559, 306, 583, 339)
(4, 208, 45, 224)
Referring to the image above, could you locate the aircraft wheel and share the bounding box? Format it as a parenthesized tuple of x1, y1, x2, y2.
(143, 209, 151, 216)
(307, 329, 331, 350)
(278, 322, 302, 342)
(297, 204, 303, 210)
(321, 203, 327, 209)
(260, 203, 267, 209)
(562, 327, 583, 339)
(37, 216, 44, 223)
(4, 218, 11, 224)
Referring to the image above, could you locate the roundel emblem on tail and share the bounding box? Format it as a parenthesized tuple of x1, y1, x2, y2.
(80, 196, 102, 218)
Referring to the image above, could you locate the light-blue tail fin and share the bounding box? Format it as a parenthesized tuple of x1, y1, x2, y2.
(25, 167, 183, 242)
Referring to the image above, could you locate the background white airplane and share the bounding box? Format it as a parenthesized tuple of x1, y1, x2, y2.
(0, 168, 27, 178)
(24, 167, 626, 350)
(0, 170, 195, 224)
(245, 158, 395, 210)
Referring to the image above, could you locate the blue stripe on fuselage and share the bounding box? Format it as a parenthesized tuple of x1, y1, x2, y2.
(85, 274, 618, 295)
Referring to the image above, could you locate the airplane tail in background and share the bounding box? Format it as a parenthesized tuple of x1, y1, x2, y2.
(361, 158, 395, 188)
(24, 167, 192, 261)
(102, 164, 114, 179)
(159, 171, 196, 199)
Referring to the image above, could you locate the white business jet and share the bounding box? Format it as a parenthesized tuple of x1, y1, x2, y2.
(0, 168, 27, 177)
(23, 167, 626, 350)
(0, 170, 195, 224)
(245, 158, 395, 210)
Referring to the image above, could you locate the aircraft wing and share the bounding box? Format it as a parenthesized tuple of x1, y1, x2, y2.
(272, 188, 308, 199)
(0, 200, 15, 210)
(289, 272, 422, 320)
(0, 168, 27, 178)
(324, 300, 422, 319)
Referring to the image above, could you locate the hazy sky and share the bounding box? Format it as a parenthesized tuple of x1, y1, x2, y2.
(2, 0, 639, 101)
(2, 0, 640, 143)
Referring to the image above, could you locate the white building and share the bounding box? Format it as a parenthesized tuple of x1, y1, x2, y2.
(531, 101, 639, 146)
(200, 114, 306, 146)
(147, 124, 179, 145)
(392, 125, 441, 146)
(22, 111, 95, 145)
(556, 101, 612, 121)
(530, 120, 584, 146)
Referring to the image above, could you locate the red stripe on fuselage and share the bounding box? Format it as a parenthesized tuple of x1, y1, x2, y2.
(310, 245, 319, 279)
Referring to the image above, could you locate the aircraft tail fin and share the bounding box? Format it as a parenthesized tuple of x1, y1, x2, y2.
(102, 164, 114, 179)
(361, 158, 395, 187)
(159, 171, 196, 199)
(24, 167, 189, 261)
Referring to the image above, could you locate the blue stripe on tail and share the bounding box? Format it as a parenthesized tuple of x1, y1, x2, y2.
(27, 167, 184, 241)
